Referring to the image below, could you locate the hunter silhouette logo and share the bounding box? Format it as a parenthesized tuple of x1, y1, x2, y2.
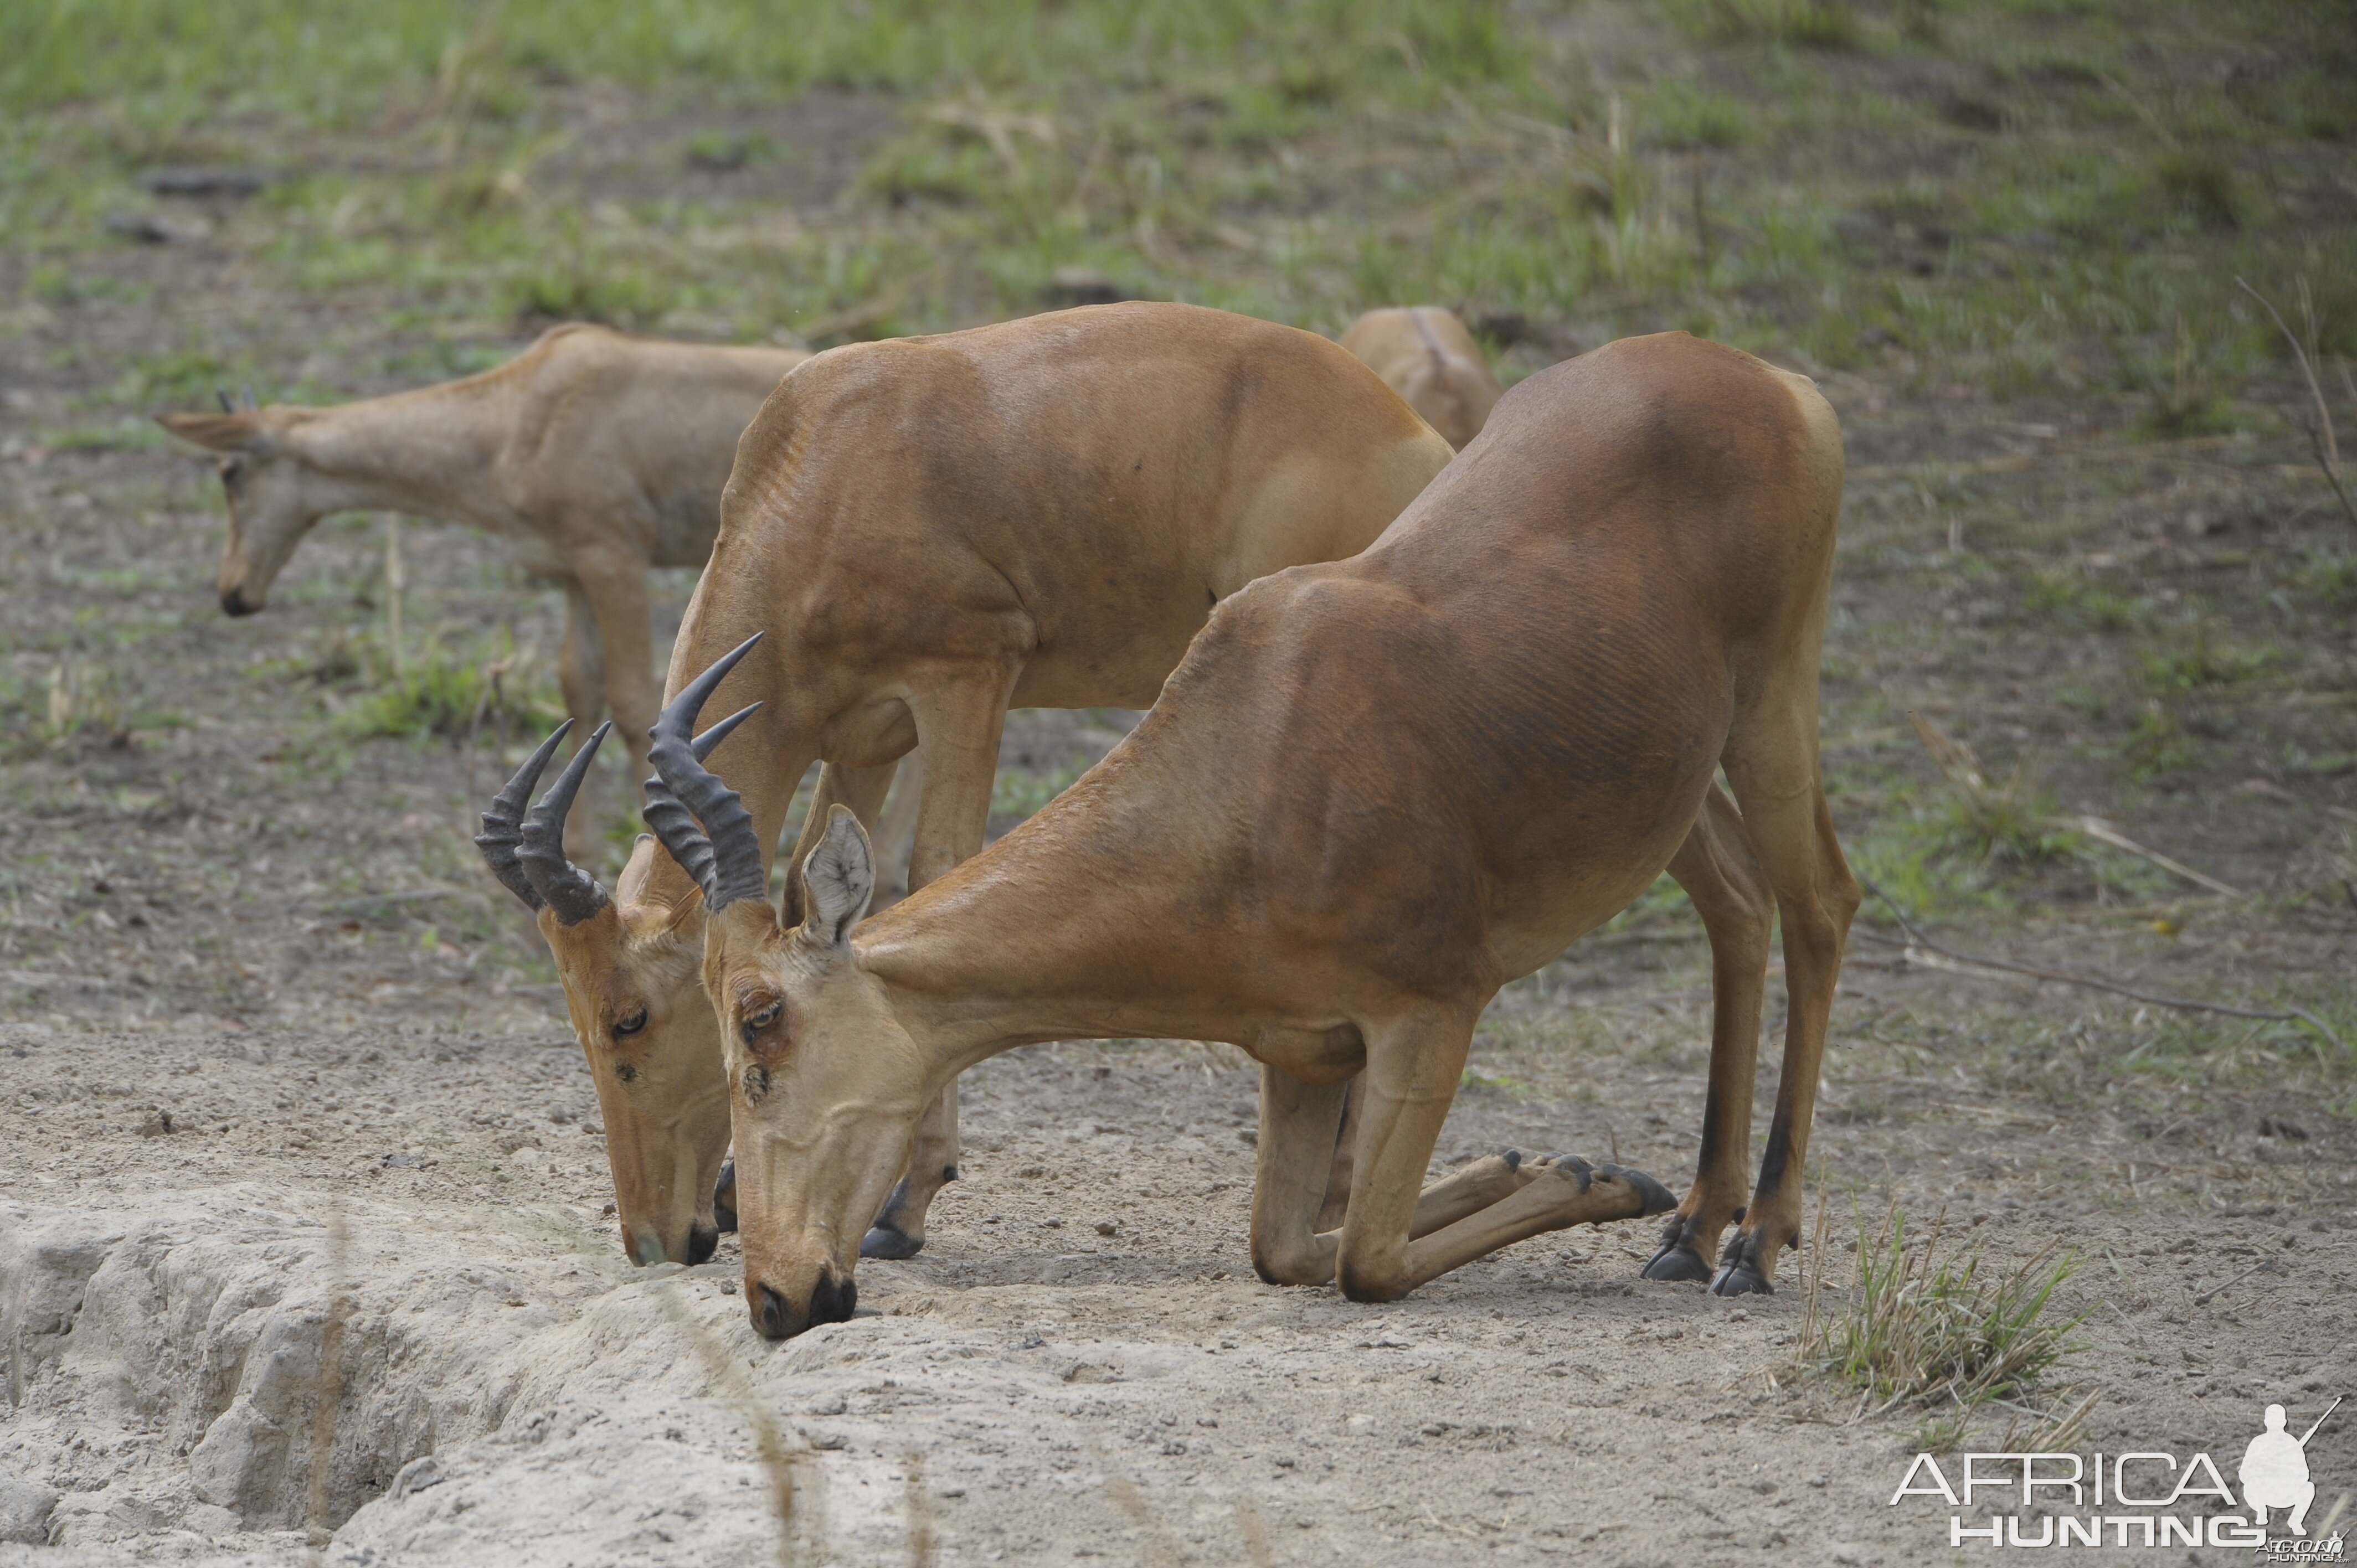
(2243, 1398, 2340, 1538)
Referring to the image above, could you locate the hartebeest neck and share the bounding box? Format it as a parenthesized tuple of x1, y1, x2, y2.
(285, 374, 523, 531)
(850, 779, 1280, 1079)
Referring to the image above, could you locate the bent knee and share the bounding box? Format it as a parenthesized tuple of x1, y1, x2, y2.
(1335, 1251, 1411, 1304)
(1251, 1238, 1332, 1288)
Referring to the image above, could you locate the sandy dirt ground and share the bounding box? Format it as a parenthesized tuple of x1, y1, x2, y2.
(4, 972, 2355, 1566)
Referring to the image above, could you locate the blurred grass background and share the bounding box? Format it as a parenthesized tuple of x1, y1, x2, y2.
(4, 0, 2350, 409)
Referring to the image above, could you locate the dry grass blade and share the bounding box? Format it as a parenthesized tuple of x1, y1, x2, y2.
(1996, 1387, 2100, 1453)
(2060, 815, 2245, 899)
(306, 1204, 349, 1556)
(2237, 276, 2357, 529)
(904, 1448, 935, 1568)
(1855, 874, 2349, 1054)
(650, 1277, 807, 1567)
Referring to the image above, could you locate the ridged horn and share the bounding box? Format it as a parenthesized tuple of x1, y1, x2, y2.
(475, 721, 573, 911)
(645, 633, 768, 912)
(517, 720, 612, 926)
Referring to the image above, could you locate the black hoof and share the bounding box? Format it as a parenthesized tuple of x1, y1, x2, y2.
(861, 1224, 923, 1260)
(1710, 1228, 1779, 1294)
(1600, 1163, 1678, 1216)
(1641, 1240, 1714, 1282)
(713, 1158, 738, 1235)
(1502, 1149, 1522, 1173)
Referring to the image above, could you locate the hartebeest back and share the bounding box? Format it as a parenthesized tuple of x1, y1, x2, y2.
(649, 331, 1856, 1339)
(159, 323, 806, 839)
(480, 303, 1453, 1268)
(1338, 307, 1503, 449)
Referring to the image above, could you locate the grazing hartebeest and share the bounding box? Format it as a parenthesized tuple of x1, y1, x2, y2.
(157, 324, 807, 846)
(477, 302, 1454, 1267)
(647, 331, 1856, 1339)
(1338, 307, 1503, 450)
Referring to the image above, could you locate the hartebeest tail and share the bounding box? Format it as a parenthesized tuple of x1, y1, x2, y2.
(653, 330, 1856, 1338)
(476, 303, 1453, 1268)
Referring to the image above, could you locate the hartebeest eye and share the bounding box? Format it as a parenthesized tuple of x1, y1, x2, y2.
(742, 1000, 782, 1042)
(610, 1007, 648, 1039)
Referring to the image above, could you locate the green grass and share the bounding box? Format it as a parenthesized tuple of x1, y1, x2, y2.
(1804, 1203, 2081, 1415)
(990, 762, 1087, 824)
(334, 628, 565, 742)
(6, 0, 2345, 394)
(2137, 626, 2278, 691)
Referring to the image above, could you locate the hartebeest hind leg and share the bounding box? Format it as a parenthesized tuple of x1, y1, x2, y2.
(1643, 783, 1776, 1283)
(1709, 678, 1859, 1295)
(862, 675, 1018, 1258)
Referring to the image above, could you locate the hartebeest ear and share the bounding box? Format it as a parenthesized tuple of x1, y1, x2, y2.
(155, 411, 271, 454)
(796, 805, 873, 949)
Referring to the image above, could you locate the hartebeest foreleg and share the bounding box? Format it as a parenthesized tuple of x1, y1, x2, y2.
(1311, 1074, 1368, 1233)
(1321, 1013, 1672, 1301)
(1251, 1064, 1545, 1288)
(1708, 658, 1858, 1295)
(861, 674, 1018, 1258)
(1644, 783, 1776, 1283)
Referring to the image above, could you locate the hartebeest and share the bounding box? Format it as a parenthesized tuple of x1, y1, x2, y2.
(158, 324, 807, 846)
(647, 331, 1856, 1339)
(477, 303, 1454, 1267)
(1338, 307, 1504, 450)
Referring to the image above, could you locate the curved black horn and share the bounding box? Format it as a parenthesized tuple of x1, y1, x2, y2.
(641, 699, 761, 898)
(475, 721, 572, 911)
(215, 388, 236, 414)
(645, 633, 767, 912)
(239, 385, 259, 411)
(518, 720, 612, 926)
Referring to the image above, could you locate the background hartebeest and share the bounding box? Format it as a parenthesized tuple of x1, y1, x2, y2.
(1338, 307, 1504, 450)
(158, 323, 807, 850)
(647, 331, 1855, 1340)
(478, 302, 1453, 1268)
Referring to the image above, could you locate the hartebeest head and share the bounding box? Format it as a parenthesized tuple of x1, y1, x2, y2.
(156, 393, 347, 617)
(476, 720, 735, 1266)
(645, 637, 928, 1338)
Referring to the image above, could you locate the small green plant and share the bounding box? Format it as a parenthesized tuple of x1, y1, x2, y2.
(2133, 313, 2235, 440)
(1911, 714, 2077, 866)
(1671, 0, 1860, 49)
(338, 631, 563, 742)
(2137, 626, 2277, 691)
(2124, 703, 2191, 778)
(1644, 81, 1752, 151)
(39, 658, 127, 746)
(2024, 568, 2142, 632)
(1807, 1203, 2081, 1412)
(2154, 149, 2242, 231)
